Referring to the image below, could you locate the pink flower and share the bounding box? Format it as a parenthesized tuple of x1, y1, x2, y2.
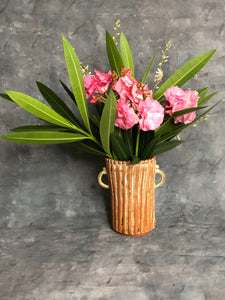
(165, 86, 199, 124)
(83, 70, 112, 99)
(113, 70, 164, 131)
(115, 99, 139, 130)
(138, 96, 165, 131)
(94, 70, 112, 94)
(113, 69, 137, 102)
(83, 75, 98, 98)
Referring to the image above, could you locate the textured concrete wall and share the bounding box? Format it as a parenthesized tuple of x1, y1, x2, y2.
(0, 0, 225, 299)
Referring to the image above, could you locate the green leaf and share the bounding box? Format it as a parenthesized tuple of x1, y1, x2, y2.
(192, 99, 223, 124)
(198, 92, 218, 106)
(89, 118, 100, 141)
(99, 90, 117, 156)
(141, 136, 161, 160)
(11, 125, 70, 132)
(36, 81, 81, 127)
(159, 99, 223, 143)
(155, 117, 176, 136)
(172, 106, 207, 117)
(158, 126, 185, 144)
(95, 102, 104, 117)
(120, 32, 134, 77)
(153, 49, 216, 100)
(5, 91, 77, 129)
(152, 140, 183, 156)
(0, 93, 13, 102)
(59, 80, 76, 105)
(111, 133, 131, 161)
(72, 140, 105, 156)
(106, 30, 124, 76)
(90, 114, 100, 127)
(123, 128, 133, 158)
(142, 51, 158, 84)
(132, 155, 141, 165)
(139, 130, 154, 154)
(62, 35, 91, 132)
(198, 87, 208, 99)
(1, 131, 88, 145)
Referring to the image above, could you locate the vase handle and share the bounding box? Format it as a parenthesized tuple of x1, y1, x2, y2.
(98, 167, 109, 189)
(155, 164, 166, 189)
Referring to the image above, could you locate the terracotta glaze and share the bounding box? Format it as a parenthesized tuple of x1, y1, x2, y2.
(98, 157, 166, 236)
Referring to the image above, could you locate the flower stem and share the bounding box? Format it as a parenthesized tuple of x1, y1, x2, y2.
(135, 129, 140, 157)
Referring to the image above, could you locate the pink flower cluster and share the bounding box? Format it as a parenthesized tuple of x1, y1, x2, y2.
(84, 70, 112, 102)
(84, 69, 199, 130)
(84, 68, 164, 131)
(165, 86, 199, 124)
(113, 69, 164, 130)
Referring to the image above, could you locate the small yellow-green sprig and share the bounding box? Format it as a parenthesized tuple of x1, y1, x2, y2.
(113, 19, 121, 45)
(175, 134, 181, 140)
(153, 40, 172, 92)
(192, 114, 211, 127)
(80, 62, 91, 76)
(159, 40, 172, 69)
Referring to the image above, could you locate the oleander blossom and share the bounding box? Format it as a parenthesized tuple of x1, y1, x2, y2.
(113, 69, 138, 102)
(138, 96, 165, 131)
(165, 86, 199, 124)
(113, 69, 164, 130)
(115, 99, 139, 130)
(83, 70, 112, 100)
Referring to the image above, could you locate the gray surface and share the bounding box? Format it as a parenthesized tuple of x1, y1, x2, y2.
(0, 0, 225, 299)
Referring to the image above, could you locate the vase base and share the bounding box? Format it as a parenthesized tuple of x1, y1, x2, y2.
(111, 218, 156, 237)
(112, 226, 155, 237)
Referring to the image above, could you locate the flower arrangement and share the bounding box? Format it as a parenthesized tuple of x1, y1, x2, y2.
(0, 22, 221, 164)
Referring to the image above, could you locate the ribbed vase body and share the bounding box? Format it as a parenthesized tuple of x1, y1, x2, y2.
(105, 157, 156, 236)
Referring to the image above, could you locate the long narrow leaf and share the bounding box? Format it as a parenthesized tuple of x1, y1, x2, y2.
(5, 91, 77, 129)
(159, 100, 223, 143)
(11, 125, 70, 132)
(142, 51, 158, 84)
(90, 114, 100, 127)
(95, 102, 104, 117)
(172, 106, 207, 117)
(198, 92, 218, 106)
(132, 156, 141, 165)
(59, 80, 76, 105)
(72, 140, 105, 156)
(62, 36, 91, 132)
(155, 117, 177, 136)
(153, 49, 216, 100)
(123, 129, 133, 158)
(89, 118, 100, 141)
(158, 126, 185, 144)
(106, 30, 124, 76)
(141, 136, 161, 160)
(120, 32, 134, 77)
(0, 93, 13, 102)
(198, 87, 208, 99)
(139, 130, 155, 154)
(1, 131, 88, 145)
(152, 140, 183, 156)
(36, 81, 81, 127)
(111, 133, 131, 161)
(192, 99, 223, 124)
(99, 90, 117, 156)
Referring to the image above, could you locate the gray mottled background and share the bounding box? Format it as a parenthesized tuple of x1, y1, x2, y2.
(0, 0, 225, 299)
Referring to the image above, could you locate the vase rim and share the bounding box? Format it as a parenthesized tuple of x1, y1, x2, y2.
(105, 156, 156, 165)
